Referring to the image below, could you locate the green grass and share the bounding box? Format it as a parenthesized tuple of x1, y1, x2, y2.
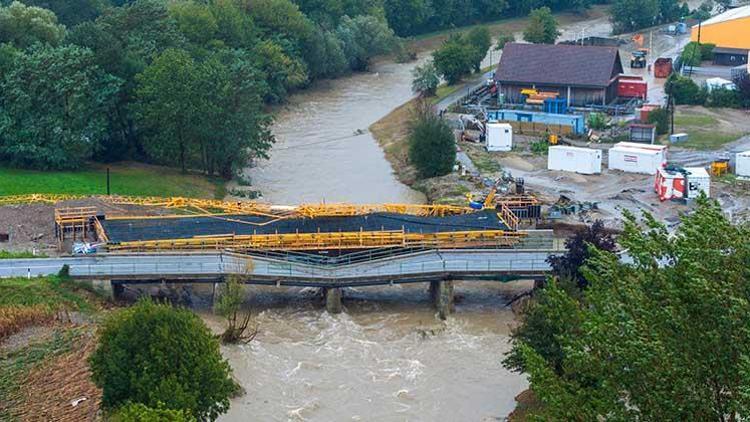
(673, 113, 718, 127)
(678, 131, 742, 150)
(464, 147, 503, 173)
(431, 83, 465, 104)
(0, 250, 47, 259)
(0, 276, 100, 313)
(0, 163, 225, 199)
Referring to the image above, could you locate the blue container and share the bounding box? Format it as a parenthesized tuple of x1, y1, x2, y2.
(543, 98, 568, 115)
(485, 109, 585, 135)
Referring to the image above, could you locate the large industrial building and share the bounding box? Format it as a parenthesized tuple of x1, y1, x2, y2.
(493, 43, 624, 107)
(691, 5, 750, 66)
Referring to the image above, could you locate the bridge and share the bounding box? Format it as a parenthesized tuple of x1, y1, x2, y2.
(0, 247, 557, 317)
(1, 194, 559, 317)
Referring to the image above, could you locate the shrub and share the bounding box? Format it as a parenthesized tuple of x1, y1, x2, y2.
(647, 107, 669, 135)
(90, 299, 236, 421)
(706, 88, 742, 108)
(680, 41, 715, 67)
(666, 74, 706, 105)
(587, 112, 607, 130)
(408, 104, 456, 178)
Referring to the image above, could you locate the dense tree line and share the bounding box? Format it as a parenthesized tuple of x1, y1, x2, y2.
(505, 199, 750, 420)
(610, 0, 688, 33)
(0, 0, 395, 174)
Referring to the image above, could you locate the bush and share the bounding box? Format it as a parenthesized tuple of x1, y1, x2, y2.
(110, 403, 195, 422)
(680, 41, 715, 67)
(706, 88, 743, 108)
(90, 299, 236, 421)
(494, 32, 515, 50)
(530, 139, 549, 155)
(666, 74, 706, 105)
(408, 104, 456, 178)
(647, 107, 669, 135)
(587, 112, 607, 130)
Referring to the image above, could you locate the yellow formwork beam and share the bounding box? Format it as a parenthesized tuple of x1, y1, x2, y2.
(108, 229, 526, 252)
(295, 203, 475, 218)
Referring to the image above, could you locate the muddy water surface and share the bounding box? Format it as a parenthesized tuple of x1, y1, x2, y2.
(206, 282, 531, 422)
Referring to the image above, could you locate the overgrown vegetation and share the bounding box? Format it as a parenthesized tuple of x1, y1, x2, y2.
(505, 199, 750, 420)
(647, 107, 669, 135)
(586, 112, 607, 130)
(408, 102, 456, 178)
(680, 41, 715, 67)
(0, 250, 46, 259)
(90, 299, 236, 421)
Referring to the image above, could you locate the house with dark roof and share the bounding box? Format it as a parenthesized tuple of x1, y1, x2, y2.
(493, 43, 624, 107)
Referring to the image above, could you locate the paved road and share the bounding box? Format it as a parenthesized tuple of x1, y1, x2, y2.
(0, 249, 556, 287)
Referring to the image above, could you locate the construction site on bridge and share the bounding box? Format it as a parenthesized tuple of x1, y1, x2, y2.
(0, 192, 551, 256)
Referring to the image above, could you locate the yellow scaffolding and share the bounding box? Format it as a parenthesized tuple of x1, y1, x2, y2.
(108, 229, 526, 252)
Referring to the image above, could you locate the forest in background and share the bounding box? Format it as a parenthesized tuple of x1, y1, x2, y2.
(0, 0, 686, 177)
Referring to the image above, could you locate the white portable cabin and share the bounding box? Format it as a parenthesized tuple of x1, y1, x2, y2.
(608, 142, 668, 175)
(548, 146, 602, 175)
(654, 166, 710, 200)
(736, 150, 750, 179)
(486, 122, 512, 152)
(684, 167, 710, 199)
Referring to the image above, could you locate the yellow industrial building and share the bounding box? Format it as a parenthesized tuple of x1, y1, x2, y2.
(691, 5, 750, 66)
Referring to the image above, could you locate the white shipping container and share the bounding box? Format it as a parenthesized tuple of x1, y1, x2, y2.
(548, 146, 602, 175)
(736, 150, 750, 179)
(684, 167, 710, 199)
(486, 122, 512, 152)
(608, 142, 668, 175)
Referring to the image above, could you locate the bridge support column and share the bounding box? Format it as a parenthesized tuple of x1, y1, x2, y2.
(112, 282, 125, 301)
(430, 279, 454, 320)
(324, 287, 343, 314)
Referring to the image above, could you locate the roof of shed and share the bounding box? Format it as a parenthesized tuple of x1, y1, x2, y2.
(494, 43, 623, 88)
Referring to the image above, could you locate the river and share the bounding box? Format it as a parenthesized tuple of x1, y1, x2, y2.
(207, 281, 532, 421)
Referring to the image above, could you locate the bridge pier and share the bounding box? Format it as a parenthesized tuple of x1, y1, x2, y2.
(430, 279, 454, 320)
(324, 287, 343, 314)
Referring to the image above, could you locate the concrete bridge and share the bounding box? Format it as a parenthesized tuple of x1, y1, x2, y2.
(0, 248, 557, 317)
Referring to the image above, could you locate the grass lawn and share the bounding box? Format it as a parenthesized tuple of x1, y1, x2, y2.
(0, 162, 225, 199)
(672, 108, 745, 150)
(678, 131, 742, 150)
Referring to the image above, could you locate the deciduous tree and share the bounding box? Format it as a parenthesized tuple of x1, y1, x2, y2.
(523, 7, 560, 44)
(408, 102, 456, 178)
(90, 299, 236, 421)
(0, 1, 66, 48)
(411, 60, 440, 96)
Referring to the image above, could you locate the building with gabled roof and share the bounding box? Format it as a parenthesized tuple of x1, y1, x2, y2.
(493, 43, 624, 107)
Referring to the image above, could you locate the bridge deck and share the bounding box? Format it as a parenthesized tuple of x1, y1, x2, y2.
(0, 249, 554, 288)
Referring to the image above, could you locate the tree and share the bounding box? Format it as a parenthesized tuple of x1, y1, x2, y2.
(214, 274, 258, 343)
(681, 41, 715, 66)
(523, 7, 560, 44)
(666, 73, 706, 105)
(610, 0, 660, 33)
(465, 26, 491, 72)
(546, 220, 617, 289)
(647, 107, 669, 134)
(432, 35, 473, 85)
(18, 0, 107, 27)
(509, 199, 750, 420)
(135, 48, 203, 172)
(336, 15, 396, 71)
(494, 31, 515, 50)
(0, 1, 66, 48)
(110, 403, 195, 422)
(411, 61, 439, 96)
(384, 0, 431, 36)
(0, 44, 120, 169)
(408, 103, 456, 178)
(90, 299, 236, 421)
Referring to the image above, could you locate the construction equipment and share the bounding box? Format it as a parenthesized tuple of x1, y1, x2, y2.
(711, 159, 730, 177)
(630, 49, 648, 68)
